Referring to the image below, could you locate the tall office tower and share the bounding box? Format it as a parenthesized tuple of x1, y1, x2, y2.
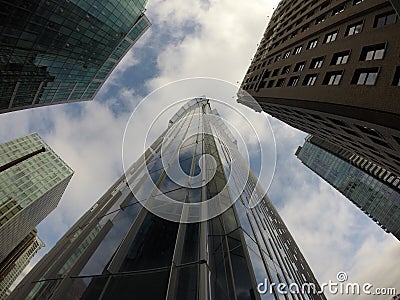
(0, 0, 150, 114)
(0, 229, 44, 299)
(296, 135, 400, 240)
(11, 99, 326, 300)
(0, 133, 73, 264)
(238, 0, 400, 177)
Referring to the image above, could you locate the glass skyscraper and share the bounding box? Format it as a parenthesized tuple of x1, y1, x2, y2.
(296, 135, 400, 241)
(0, 133, 73, 264)
(0, 0, 150, 114)
(0, 229, 44, 299)
(11, 99, 325, 300)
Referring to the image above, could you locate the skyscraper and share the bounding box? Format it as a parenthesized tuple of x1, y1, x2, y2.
(11, 98, 326, 300)
(0, 0, 150, 114)
(0, 229, 44, 299)
(0, 133, 73, 263)
(296, 135, 400, 240)
(238, 0, 400, 177)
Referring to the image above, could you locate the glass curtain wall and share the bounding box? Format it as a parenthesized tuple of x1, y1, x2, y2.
(11, 99, 325, 300)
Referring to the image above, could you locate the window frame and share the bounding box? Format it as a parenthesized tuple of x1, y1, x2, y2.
(323, 71, 344, 85)
(281, 65, 291, 75)
(310, 56, 324, 69)
(324, 31, 338, 43)
(288, 76, 300, 87)
(272, 68, 280, 77)
(302, 74, 318, 86)
(345, 21, 364, 36)
(307, 38, 318, 49)
(332, 4, 346, 16)
(315, 14, 326, 25)
(276, 78, 286, 87)
(294, 45, 303, 55)
(331, 50, 351, 65)
(359, 43, 386, 61)
(374, 11, 397, 28)
(294, 61, 306, 72)
(351, 68, 380, 86)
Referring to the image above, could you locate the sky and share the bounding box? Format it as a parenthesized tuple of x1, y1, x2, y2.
(1, 0, 399, 298)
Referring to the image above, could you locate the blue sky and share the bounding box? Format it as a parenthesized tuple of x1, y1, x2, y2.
(1, 0, 399, 297)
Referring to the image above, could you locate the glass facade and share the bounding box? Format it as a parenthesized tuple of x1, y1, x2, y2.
(296, 135, 400, 241)
(0, 230, 44, 299)
(0, 0, 150, 113)
(11, 99, 325, 300)
(0, 133, 74, 262)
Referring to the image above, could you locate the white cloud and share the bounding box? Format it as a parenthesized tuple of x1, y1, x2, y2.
(268, 119, 400, 298)
(146, 0, 276, 87)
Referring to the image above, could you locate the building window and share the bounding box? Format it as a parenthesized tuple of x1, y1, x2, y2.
(315, 15, 326, 24)
(283, 50, 291, 59)
(323, 71, 343, 85)
(288, 76, 299, 87)
(263, 70, 271, 79)
(360, 43, 386, 61)
(332, 4, 345, 16)
(306, 10, 315, 19)
(324, 31, 337, 43)
(307, 39, 318, 49)
(310, 56, 324, 69)
(294, 61, 306, 72)
(272, 68, 280, 76)
(267, 80, 275, 88)
(275, 55, 282, 62)
(294, 45, 303, 54)
(392, 67, 400, 86)
(281, 65, 291, 74)
(303, 74, 318, 86)
(353, 0, 364, 4)
(276, 78, 285, 87)
(345, 22, 363, 36)
(331, 50, 350, 65)
(352, 68, 379, 85)
(320, 0, 330, 10)
(374, 11, 397, 28)
(302, 24, 310, 32)
(295, 18, 303, 27)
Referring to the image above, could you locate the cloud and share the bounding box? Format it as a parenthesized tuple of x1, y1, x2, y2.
(146, 0, 276, 88)
(268, 118, 400, 298)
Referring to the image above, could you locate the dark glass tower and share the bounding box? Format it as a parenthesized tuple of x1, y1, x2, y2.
(11, 99, 326, 300)
(296, 135, 400, 240)
(0, 0, 150, 113)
